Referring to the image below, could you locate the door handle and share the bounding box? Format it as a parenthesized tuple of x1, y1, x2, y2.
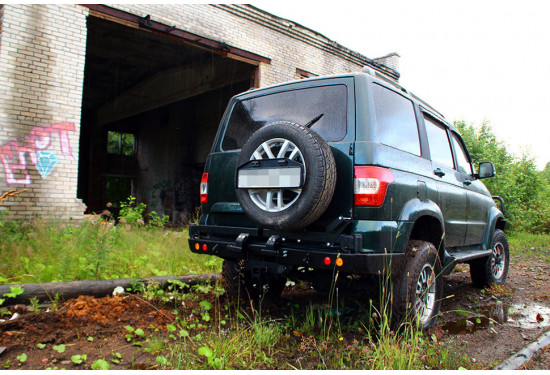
(434, 168, 445, 177)
(463, 180, 472, 186)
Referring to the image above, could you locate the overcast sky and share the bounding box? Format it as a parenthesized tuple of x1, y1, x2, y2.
(254, 0, 550, 170)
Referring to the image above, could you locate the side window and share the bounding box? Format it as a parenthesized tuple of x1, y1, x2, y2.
(452, 133, 473, 175)
(372, 83, 421, 156)
(424, 115, 454, 168)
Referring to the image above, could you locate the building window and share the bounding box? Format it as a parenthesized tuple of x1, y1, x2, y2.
(105, 176, 133, 207)
(107, 131, 135, 156)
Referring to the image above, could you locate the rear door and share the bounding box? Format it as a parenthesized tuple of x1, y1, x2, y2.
(205, 78, 356, 230)
(423, 113, 468, 248)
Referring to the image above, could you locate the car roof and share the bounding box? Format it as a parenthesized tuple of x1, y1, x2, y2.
(234, 71, 458, 132)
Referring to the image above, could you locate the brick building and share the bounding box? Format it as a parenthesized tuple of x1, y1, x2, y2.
(0, 4, 399, 224)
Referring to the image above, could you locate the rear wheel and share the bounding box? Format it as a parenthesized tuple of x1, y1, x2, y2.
(470, 229, 509, 288)
(392, 240, 443, 330)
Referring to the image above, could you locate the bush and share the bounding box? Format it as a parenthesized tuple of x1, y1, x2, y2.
(118, 196, 169, 228)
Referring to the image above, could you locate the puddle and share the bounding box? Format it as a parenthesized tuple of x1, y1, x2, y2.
(442, 302, 550, 334)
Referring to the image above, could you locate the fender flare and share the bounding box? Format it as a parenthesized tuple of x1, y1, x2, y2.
(482, 206, 506, 250)
(396, 198, 445, 252)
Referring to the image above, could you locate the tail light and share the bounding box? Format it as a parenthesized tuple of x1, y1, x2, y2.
(354, 166, 394, 207)
(200, 173, 208, 204)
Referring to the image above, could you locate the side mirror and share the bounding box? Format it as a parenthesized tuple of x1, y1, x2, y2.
(476, 162, 495, 179)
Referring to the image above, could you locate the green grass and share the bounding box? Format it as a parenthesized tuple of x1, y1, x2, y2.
(160, 286, 471, 370)
(0, 217, 476, 369)
(0, 219, 221, 284)
(508, 231, 550, 262)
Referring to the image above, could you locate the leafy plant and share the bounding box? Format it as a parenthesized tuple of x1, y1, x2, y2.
(16, 353, 27, 364)
(1, 285, 25, 307)
(111, 352, 123, 364)
(156, 355, 171, 368)
(148, 210, 169, 228)
(29, 296, 40, 312)
(91, 359, 110, 370)
(71, 354, 87, 364)
(125, 325, 145, 344)
(4, 286, 24, 298)
(52, 344, 65, 354)
(118, 196, 146, 226)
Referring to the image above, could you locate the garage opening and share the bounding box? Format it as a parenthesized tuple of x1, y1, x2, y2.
(77, 14, 260, 225)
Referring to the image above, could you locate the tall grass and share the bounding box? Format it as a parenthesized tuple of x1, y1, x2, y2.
(163, 290, 467, 370)
(0, 219, 221, 284)
(162, 265, 470, 370)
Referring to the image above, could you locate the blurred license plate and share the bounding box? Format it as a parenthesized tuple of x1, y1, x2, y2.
(237, 167, 302, 189)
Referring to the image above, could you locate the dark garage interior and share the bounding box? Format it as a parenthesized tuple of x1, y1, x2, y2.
(77, 16, 258, 224)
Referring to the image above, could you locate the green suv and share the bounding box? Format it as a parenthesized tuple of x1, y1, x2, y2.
(189, 68, 508, 330)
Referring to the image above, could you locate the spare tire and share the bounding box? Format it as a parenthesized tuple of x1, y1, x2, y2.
(235, 121, 336, 231)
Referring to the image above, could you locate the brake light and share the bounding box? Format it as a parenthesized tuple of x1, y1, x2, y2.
(354, 166, 394, 207)
(200, 173, 208, 204)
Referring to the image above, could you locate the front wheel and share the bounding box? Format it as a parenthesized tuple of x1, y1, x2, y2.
(392, 240, 443, 331)
(470, 229, 509, 288)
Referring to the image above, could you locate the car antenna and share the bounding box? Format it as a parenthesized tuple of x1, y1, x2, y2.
(305, 113, 324, 128)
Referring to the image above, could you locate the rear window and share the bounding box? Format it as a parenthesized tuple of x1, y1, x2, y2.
(222, 85, 347, 151)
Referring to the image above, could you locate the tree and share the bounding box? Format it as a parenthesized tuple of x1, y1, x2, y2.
(455, 121, 550, 233)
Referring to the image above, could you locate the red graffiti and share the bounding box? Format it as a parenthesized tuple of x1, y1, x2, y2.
(0, 122, 76, 186)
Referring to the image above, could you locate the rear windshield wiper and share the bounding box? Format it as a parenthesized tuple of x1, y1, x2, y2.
(305, 114, 324, 128)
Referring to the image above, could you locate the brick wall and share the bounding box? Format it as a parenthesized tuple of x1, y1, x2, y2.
(110, 4, 396, 86)
(0, 4, 88, 220)
(0, 4, 396, 221)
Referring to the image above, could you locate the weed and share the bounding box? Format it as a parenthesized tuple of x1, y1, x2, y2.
(118, 196, 146, 226)
(486, 283, 513, 297)
(16, 353, 27, 364)
(71, 354, 87, 364)
(148, 210, 169, 228)
(156, 355, 172, 368)
(50, 292, 61, 311)
(91, 359, 110, 370)
(144, 336, 167, 355)
(29, 296, 40, 312)
(111, 352, 123, 364)
(125, 325, 146, 345)
(52, 344, 65, 354)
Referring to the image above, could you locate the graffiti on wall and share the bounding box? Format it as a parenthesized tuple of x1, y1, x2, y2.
(0, 122, 76, 185)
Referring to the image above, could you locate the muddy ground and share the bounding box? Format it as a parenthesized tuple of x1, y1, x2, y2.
(1, 253, 549, 370)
